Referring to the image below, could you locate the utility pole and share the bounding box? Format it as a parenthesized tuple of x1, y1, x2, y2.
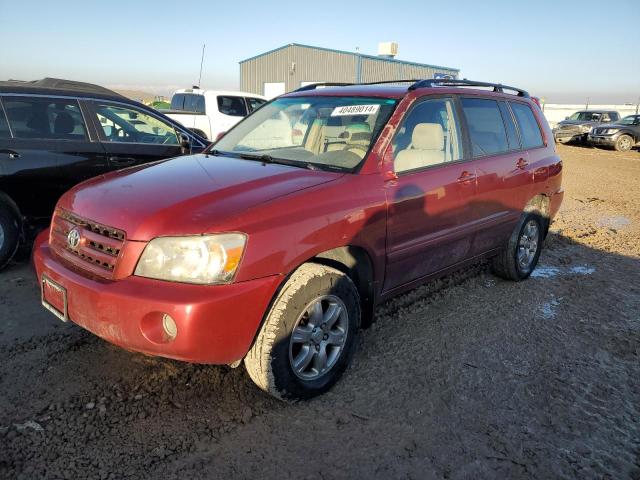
(197, 44, 206, 88)
(585, 97, 590, 110)
(636, 96, 639, 115)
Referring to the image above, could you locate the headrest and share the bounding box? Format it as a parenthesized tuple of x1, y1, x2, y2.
(346, 122, 371, 136)
(347, 132, 371, 146)
(412, 123, 444, 150)
(54, 112, 75, 135)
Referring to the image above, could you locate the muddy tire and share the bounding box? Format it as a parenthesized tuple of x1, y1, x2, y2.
(491, 212, 544, 281)
(0, 203, 20, 271)
(614, 134, 633, 152)
(244, 263, 360, 401)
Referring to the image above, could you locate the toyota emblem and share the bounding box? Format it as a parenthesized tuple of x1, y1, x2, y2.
(67, 228, 81, 249)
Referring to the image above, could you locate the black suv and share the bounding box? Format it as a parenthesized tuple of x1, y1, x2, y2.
(552, 110, 620, 144)
(588, 114, 640, 151)
(0, 78, 208, 270)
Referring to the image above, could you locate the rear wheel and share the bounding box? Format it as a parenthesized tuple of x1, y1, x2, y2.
(614, 134, 633, 152)
(0, 204, 20, 271)
(492, 212, 544, 281)
(244, 263, 360, 401)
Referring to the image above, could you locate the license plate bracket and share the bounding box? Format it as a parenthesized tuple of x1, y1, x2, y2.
(41, 275, 68, 322)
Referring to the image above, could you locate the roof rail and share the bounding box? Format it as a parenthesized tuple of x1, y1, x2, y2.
(408, 79, 529, 97)
(293, 82, 354, 92)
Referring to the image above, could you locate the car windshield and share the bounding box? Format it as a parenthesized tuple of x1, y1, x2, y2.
(211, 96, 397, 171)
(617, 115, 639, 125)
(568, 112, 601, 121)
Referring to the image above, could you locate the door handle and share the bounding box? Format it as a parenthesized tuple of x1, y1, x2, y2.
(0, 149, 20, 159)
(457, 171, 476, 183)
(108, 156, 136, 166)
(516, 158, 529, 170)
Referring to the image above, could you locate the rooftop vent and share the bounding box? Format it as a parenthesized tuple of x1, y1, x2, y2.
(378, 42, 398, 59)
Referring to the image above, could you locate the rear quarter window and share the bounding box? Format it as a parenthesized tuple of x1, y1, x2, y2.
(510, 102, 544, 149)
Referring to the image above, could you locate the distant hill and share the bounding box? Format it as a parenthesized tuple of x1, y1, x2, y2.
(112, 89, 157, 103)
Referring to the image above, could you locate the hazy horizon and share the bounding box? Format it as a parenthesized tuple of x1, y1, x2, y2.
(1, 0, 638, 105)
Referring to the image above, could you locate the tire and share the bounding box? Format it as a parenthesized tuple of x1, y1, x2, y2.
(614, 134, 633, 152)
(244, 263, 361, 401)
(491, 212, 544, 281)
(0, 203, 20, 271)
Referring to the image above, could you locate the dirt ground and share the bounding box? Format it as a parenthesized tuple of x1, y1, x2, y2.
(1, 144, 639, 480)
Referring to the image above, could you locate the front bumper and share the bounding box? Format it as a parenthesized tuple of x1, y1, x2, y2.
(587, 134, 617, 147)
(553, 131, 587, 143)
(33, 233, 282, 364)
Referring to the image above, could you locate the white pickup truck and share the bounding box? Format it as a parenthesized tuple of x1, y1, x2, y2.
(163, 88, 267, 140)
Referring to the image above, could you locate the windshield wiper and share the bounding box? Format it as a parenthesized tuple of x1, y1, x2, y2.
(238, 152, 275, 163)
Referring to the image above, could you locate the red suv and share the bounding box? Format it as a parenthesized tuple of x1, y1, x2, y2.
(34, 79, 563, 400)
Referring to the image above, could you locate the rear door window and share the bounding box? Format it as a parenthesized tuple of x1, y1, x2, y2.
(246, 97, 267, 113)
(0, 100, 10, 138)
(3, 97, 88, 140)
(510, 102, 544, 149)
(460, 98, 509, 157)
(217, 96, 248, 117)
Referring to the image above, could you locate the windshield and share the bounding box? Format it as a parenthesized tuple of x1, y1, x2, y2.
(618, 115, 640, 125)
(211, 96, 397, 171)
(568, 111, 601, 121)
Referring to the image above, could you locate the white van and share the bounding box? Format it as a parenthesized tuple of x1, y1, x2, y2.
(164, 88, 267, 140)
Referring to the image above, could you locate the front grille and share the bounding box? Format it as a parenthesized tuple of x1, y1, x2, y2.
(50, 209, 126, 278)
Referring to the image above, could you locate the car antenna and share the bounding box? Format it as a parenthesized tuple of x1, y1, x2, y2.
(197, 44, 206, 88)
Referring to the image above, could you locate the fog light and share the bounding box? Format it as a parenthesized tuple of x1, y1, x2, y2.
(162, 314, 178, 340)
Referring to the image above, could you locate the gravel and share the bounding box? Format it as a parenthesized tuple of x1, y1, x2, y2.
(1, 144, 639, 479)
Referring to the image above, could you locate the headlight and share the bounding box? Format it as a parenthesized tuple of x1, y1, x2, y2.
(604, 128, 619, 135)
(134, 233, 247, 284)
(580, 124, 593, 133)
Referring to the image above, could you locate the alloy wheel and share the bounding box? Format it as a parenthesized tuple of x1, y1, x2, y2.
(517, 219, 539, 270)
(289, 295, 349, 381)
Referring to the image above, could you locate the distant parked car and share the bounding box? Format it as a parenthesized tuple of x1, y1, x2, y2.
(553, 110, 620, 144)
(588, 114, 640, 151)
(0, 78, 208, 270)
(163, 87, 267, 140)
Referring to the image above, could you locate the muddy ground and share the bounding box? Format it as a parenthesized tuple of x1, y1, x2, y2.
(1, 144, 639, 480)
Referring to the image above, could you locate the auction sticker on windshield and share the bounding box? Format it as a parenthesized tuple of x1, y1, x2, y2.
(331, 104, 380, 116)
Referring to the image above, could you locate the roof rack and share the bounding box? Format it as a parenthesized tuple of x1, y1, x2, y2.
(408, 79, 529, 97)
(291, 79, 529, 98)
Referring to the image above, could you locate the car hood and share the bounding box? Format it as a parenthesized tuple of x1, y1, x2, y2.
(58, 154, 343, 241)
(556, 120, 598, 127)
(595, 122, 633, 129)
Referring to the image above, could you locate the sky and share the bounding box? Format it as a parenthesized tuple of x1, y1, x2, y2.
(0, 0, 638, 104)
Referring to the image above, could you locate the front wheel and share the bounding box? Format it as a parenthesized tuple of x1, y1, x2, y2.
(0, 204, 20, 271)
(492, 212, 544, 281)
(614, 134, 633, 152)
(244, 263, 360, 401)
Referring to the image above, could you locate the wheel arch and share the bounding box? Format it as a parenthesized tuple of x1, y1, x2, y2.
(0, 190, 23, 223)
(310, 245, 376, 327)
(524, 193, 550, 237)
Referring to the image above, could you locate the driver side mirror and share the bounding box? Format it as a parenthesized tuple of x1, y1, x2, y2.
(179, 133, 191, 155)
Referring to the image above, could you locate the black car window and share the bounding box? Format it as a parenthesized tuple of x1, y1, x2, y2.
(0, 101, 10, 139)
(94, 103, 179, 145)
(510, 102, 544, 149)
(3, 97, 87, 140)
(246, 97, 267, 113)
(461, 98, 509, 157)
(217, 96, 247, 117)
(610, 112, 620, 121)
(498, 101, 521, 150)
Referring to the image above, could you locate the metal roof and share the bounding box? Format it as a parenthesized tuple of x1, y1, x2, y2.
(239, 43, 459, 73)
(0, 77, 125, 100)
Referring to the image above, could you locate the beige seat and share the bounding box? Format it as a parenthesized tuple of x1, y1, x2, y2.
(395, 123, 445, 172)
